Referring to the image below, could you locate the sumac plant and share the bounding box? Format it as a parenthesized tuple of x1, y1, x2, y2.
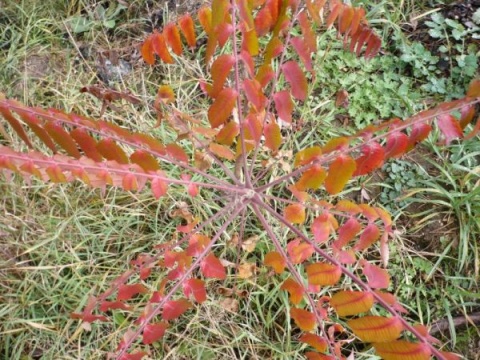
(1, 0, 479, 359)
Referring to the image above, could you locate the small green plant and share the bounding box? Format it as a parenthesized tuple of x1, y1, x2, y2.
(1, 1, 479, 359)
(66, 2, 127, 34)
(378, 158, 428, 212)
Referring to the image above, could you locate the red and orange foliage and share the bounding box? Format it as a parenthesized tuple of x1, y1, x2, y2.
(1, 0, 479, 359)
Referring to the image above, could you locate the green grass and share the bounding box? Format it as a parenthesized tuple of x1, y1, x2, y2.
(1, 0, 479, 359)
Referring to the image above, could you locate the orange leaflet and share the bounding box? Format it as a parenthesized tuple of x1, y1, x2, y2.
(122, 173, 139, 192)
(264, 122, 282, 152)
(355, 222, 380, 251)
(297, 165, 327, 191)
(178, 14, 196, 48)
(373, 340, 431, 360)
(162, 299, 192, 320)
(281, 61, 308, 101)
(216, 121, 239, 145)
(306, 262, 342, 286)
(163, 23, 183, 55)
(130, 150, 160, 172)
(97, 138, 129, 164)
(70, 128, 102, 161)
(334, 217, 362, 249)
(242, 28, 259, 56)
(165, 143, 189, 163)
(264, 251, 286, 274)
(209, 142, 235, 160)
(210, 54, 235, 98)
(46, 165, 67, 183)
(467, 78, 480, 97)
(198, 6, 212, 34)
(290, 308, 316, 332)
(243, 78, 266, 110)
(330, 290, 374, 316)
(291, 37, 313, 71)
(186, 234, 210, 256)
(43, 122, 81, 158)
(281, 278, 304, 305)
(299, 333, 328, 353)
(264, 36, 284, 62)
(294, 146, 322, 167)
(408, 123, 432, 150)
(324, 155, 356, 195)
(287, 238, 314, 264)
(348, 316, 403, 343)
(284, 203, 306, 224)
(151, 32, 174, 64)
(208, 88, 238, 128)
(141, 34, 155, 65)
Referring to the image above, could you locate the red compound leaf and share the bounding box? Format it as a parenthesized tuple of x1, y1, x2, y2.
(281, 61, 308, 101)
(117, 284, 148, 301)
(273, 90, 293, 124)
(162, 299, 192, 320)
(201, 253, 226, 279)
(142, 322, 169, 344)
(437, 113, 463, 144)
(354, 142, 385, 176)
(361, 261, 390, 289)
(183, 278, 207, 303)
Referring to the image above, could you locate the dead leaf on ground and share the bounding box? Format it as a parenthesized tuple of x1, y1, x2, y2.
(237, 262, 256, 279)
(219, 297, 239, 313)
(228, 234, 259, 253)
